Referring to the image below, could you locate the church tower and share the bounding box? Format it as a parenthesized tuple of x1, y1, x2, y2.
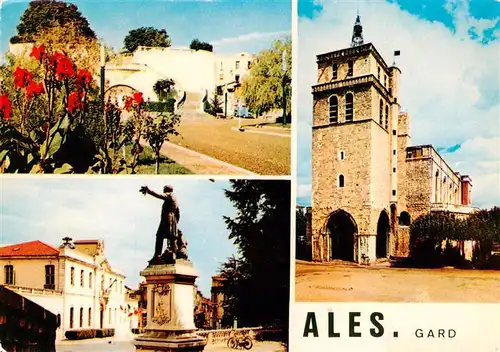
(311, 16, 402, 264)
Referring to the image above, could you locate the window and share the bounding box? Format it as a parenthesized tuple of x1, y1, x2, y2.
(45, 265, 55, 288)
(393, 150, 396, 155)
(235, 61, 240, 69)
(347, 60, 353, 76)
(88, 308, 92, 327)
(80, 270, 84, 287)
(89, 272, 92, 289)
(332, 63, 338, 79)
(339, 175, 345, 188)
(345, 93, 353, 121)
(329, 96, 338, 123)
(220, 61, 223, 71)
(384, 75, 387, 87)
(393, 168, 396, 173)
(379, 99, 383, 125)
(79, 307, 83, 328)
(392, 190, 396, 196)
(393, 129, 396, 135)
(4, 265, 14, 285)
(235, 74, 240, 83)
(339, 151, 345, 160)
(399, 211, 411, 226)
(377, 67, 381, 80)
(385, 105, 389, 129)
(70, 267, 75, 285)
(69, 307, 74, 329)
(247, 61, 251, 69)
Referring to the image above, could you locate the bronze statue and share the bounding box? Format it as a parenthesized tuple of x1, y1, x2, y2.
(140, 185, 180, 263)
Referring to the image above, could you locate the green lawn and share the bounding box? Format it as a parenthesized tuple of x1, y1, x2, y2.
(124, 145, 192, 174)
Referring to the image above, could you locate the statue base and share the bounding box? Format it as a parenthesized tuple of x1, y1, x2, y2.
(134, 260, 206, 352)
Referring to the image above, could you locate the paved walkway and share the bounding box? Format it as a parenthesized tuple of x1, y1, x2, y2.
(56, 338, 284, 352)
(157, 141, 257, 176)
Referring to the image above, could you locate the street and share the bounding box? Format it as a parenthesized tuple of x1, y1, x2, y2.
(56, 338, 285, 352)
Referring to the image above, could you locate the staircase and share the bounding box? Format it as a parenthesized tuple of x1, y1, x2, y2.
(179, 92, 204, 116)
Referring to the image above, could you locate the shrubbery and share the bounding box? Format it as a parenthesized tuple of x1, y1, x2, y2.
(410, 207, 499, 268)
(65, 329, 97, 340)
(96, 328, 115, 338)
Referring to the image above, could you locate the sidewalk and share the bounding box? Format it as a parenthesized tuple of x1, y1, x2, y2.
(151, 141, 257, 176)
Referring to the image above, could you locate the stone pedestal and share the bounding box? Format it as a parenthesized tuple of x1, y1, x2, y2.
(134, 260, 206, 352)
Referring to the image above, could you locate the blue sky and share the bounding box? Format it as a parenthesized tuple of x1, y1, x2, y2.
(0, 176, 242, 297)
(297, 0, 499, 208)
(0, 0, 291, 55)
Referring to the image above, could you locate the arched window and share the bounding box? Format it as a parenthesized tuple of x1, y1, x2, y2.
(329, 96, 338, 123)
(347, 60, 353, 76)
(339, 174, 345, 187)
(332, 63, 338, 79)
(379, 99, 383, 125)
(345, 93, 354, 121)
(384, 105, 389, 129)
(399, 211, 411, 226)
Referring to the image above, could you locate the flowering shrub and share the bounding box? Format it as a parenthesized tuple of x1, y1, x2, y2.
(0, 44, 94, 173)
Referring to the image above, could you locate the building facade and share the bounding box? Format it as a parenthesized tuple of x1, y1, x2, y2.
(311, 16, 475, 264)
(0, 238, 138, 340)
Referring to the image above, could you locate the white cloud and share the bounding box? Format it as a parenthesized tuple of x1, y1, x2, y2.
(297, 0, 499, 207)
(211, 31, 289, 46)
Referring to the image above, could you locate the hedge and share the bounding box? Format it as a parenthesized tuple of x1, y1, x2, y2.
(65, 329, 97, 340)
(146, 99, 175, 113)
(96, 328, 115, 338)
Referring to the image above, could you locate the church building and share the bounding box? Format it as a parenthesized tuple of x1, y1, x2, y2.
(311, 16, 475, 264)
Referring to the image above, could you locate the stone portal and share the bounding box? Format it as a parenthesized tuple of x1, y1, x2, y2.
(326, 210, 357, 261)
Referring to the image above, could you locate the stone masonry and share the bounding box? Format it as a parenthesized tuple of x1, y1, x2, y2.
(311, 16, 475, 264)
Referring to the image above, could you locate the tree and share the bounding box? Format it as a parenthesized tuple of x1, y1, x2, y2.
(153, 79, 176, 101)
(143, 112, 180, 174)
(296, 208, 312, 260)
(239, 37, 291, 117)
(220, 180, 290, 331)
(10, 0, 96, 43)
(123, 27, 171, 53)
(190, 39, 213, 52)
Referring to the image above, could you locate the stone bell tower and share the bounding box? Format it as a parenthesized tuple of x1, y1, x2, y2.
(311, 15, 402, 264)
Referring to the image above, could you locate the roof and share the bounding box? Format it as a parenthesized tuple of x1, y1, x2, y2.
(0, 240, 59, 257)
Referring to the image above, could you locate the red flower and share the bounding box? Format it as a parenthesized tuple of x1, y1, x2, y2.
(76, 69, 93, 89)
(0, 94, 12, 120)
(13, 67, 33, 89)
(67, 91, 83, 113)
(30, 44, 45, 62)
(55, 54, 75, 80)
(133, 92, 144, 105)
(26, 80, 45, 100)
(124, 96, 134, 112)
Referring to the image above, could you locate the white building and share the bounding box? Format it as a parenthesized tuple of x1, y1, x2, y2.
(0, 238, 139, 341)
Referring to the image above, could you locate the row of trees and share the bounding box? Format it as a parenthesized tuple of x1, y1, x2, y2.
(10, 1, 214, 54)
(219, 180, 290, 337)
(410, 208, 500, 268)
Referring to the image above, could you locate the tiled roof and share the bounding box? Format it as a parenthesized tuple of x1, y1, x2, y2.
(0, 240, 59, 257)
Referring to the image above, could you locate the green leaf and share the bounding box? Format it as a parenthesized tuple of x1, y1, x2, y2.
(54, 163, 73, 174)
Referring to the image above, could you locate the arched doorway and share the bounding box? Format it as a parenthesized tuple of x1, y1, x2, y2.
(376, 211, 390, 258)
(326, 210, 357, 261)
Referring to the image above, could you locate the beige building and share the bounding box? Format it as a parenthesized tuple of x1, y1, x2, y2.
(311, 16, 476, 264)
(0, 238, 138, 340)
